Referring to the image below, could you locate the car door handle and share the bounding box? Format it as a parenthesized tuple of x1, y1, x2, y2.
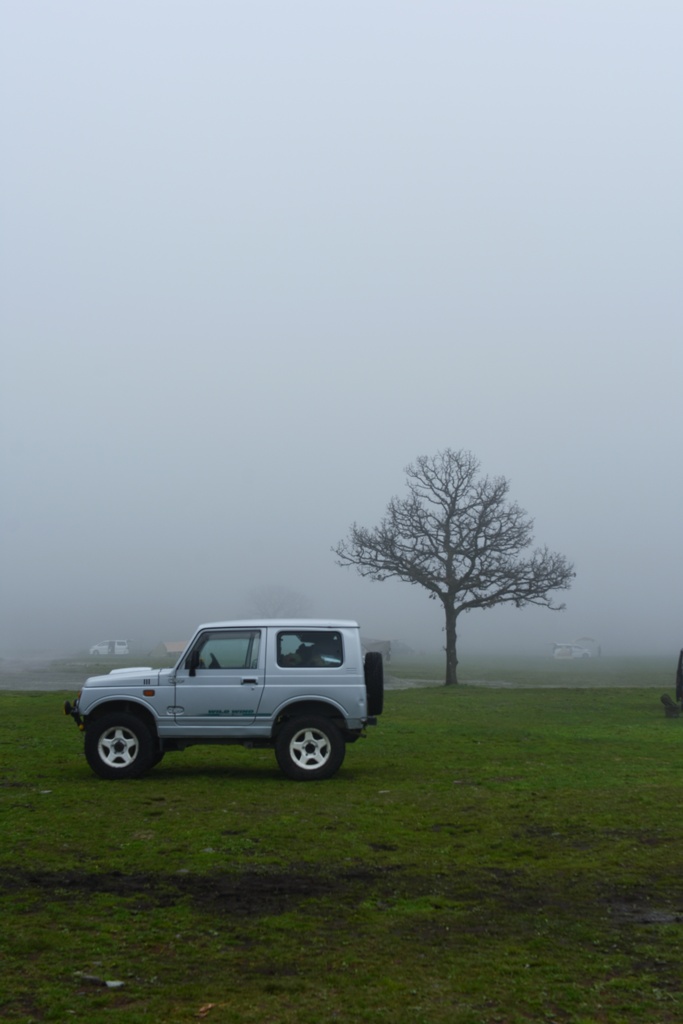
(241, 678, 258, 685)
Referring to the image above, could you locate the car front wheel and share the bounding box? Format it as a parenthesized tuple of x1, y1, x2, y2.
(275, 716, 345, 781)
(84, 712, 155, 780)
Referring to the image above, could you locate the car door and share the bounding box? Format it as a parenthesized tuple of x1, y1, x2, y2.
(172, 628, 264, 735)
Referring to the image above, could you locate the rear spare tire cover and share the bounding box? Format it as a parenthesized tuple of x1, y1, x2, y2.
(364, 651, 384, 716)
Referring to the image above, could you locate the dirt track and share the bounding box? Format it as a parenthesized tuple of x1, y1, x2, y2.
(0, 662, 666, 691)
(0, 660, 442, 692)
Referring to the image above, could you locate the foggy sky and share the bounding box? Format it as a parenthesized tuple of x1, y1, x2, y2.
(2, 1, 682, 658)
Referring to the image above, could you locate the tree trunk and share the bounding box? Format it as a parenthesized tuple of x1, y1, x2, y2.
(443, 602, 459, 685)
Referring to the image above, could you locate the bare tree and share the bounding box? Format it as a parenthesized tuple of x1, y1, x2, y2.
(334, 449, 575, 685)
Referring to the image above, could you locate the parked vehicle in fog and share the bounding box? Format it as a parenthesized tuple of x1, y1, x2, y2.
(67, 619, 383, 781)
(89, 640, 130, 656)
(552, 643, 591, 660)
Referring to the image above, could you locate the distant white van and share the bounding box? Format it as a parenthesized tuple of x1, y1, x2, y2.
(552, 643, 591, 660)
(89, 640, 130, 656)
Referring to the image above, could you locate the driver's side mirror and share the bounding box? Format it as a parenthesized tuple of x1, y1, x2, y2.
(187, 649, 201, 678)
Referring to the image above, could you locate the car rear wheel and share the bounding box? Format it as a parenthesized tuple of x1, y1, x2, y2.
(84, 712, 155, 779)
(275, 716, 345, 781)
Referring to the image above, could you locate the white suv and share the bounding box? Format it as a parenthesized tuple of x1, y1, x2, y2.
(89, 640, 130, 656)
(552, 644, 591, 660)
(68, 620, 384, 781)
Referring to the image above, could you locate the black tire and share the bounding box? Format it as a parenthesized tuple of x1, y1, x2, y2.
(274, 716, 346, 781)
(84, 712, 155, 780)
(364, 652, 384, 716)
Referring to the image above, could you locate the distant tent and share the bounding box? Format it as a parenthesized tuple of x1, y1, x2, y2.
(361, 638, 392, 662)
(575, 637, 600, 654)
(152, 641, 187, 660)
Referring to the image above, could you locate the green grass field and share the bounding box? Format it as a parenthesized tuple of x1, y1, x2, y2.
(391, 652, 675, 688)
(2, 659, 682, 1023)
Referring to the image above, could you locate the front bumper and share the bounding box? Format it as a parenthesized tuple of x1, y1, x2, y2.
(64, 699, 84, 730)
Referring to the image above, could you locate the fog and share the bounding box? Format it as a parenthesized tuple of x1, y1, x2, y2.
(2, 2, 681, 660)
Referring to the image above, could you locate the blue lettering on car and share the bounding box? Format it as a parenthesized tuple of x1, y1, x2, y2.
(207, 710, 254, 717)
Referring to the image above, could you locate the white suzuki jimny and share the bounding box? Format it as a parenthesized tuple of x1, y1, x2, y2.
(65, 620, 384, 781)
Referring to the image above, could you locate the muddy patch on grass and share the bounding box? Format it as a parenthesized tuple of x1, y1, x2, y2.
(0, 863, 537, 923)
(7, 864, 682, 927)
(0, 865, 397, 916)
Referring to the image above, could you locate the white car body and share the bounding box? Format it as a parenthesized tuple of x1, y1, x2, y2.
(553, 644, 591, 660)
(67, 619, 384, 782)
(89, 640, 130, 656)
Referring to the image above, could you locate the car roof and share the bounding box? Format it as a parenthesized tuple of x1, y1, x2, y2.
(194, 619, 359, 630)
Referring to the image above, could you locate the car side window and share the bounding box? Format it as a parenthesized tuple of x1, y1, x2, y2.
(186, 631, 261, 671)
(277, 631, 343, 668)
